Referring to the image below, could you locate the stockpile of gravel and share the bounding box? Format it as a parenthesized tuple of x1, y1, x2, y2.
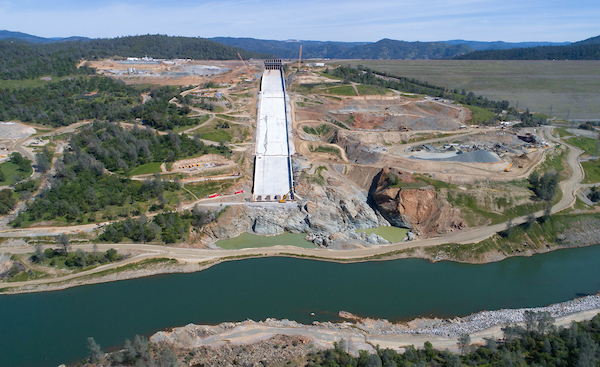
(413, 149, 501, 163)
(443, 150, 501, 163)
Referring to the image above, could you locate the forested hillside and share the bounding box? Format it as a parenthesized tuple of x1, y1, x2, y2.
(0, 76, 198, 129)
(456, 35, 600, 60)
(212, 37, 472, 59)
(305, 312, 600, 367)
(0, 35, 271, 80)
(344, 39, 472, 59)
(70, 121, 230, 173)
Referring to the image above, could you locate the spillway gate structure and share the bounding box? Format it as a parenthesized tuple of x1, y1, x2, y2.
(252, 60, 295, 202)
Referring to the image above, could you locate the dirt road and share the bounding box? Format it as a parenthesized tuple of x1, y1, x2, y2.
(0, 127, 587, 289)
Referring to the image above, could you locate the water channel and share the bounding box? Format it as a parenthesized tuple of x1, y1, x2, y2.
(2, 245, 600, 367)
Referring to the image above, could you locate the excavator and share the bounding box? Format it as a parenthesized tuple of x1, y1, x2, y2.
(279, 186, 295, 203)
(504, 162, 513, 172)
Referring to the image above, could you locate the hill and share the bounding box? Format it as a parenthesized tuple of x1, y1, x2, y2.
(344, 39, 472, 59)
(210, 37, 366, 59)
(212, 37, 472, 59)
(573, 35, 600, 46)
(456, 35, 600, 60)
(0, 30, 89, 44)
(0, 35, 271, 80)
(443, 39, 570, 51)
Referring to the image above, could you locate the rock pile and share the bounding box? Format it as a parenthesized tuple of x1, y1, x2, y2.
(404, 295, 600, 338)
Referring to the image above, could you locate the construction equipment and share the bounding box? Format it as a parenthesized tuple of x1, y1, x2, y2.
(279, 186, 295, 203)
(505, 163, 513, 172)
(237, 53, 252, 75)
(297, 45, 302, 70)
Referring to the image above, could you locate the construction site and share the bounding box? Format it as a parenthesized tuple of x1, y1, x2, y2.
(8, 55, 557, 248)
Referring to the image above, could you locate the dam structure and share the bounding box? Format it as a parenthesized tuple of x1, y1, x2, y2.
(252, 60, 295, 202)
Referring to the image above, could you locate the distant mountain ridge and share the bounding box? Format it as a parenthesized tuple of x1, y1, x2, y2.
(211, 37, 472, 59)
(210, 37, 573, 60)
(573, 35, 600, 45)
(3, 30, 596, 60)
(443, 39, 571, 51)
(455, 34, 600, 60)
(0, 30, 89, 44)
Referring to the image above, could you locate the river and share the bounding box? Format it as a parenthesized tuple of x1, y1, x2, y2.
(1, 245, 600, 367)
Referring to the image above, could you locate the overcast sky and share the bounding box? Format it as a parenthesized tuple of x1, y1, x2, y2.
(1, 0, 598, 42)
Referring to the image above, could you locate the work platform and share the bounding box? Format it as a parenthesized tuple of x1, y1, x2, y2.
(252, 64, 295, 202)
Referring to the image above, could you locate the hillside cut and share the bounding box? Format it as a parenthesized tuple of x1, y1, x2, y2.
(372, 167, 466, 237)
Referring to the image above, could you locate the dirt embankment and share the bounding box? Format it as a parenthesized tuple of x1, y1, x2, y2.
(371, 167, 466, 237)
(149, 296, 600, 364)
(332, 130, 382, 164)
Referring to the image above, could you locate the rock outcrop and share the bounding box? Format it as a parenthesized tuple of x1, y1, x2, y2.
(202, 169, 390, 247)
(372, 167, 466, 237)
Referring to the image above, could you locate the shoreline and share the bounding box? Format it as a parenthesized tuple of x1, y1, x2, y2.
(152, 295, 600, 354)
(0, 240, 597, 294)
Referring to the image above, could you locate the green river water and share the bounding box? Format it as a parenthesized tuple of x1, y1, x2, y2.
(2, 245, 600, 367)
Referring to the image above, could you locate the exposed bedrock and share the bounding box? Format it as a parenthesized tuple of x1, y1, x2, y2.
(202, 171, 390, 247)
(371, 167, 466, 237)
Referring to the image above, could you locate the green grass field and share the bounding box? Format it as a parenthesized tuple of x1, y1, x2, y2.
(465, 105, 496, 123)
(129, 162, 162, 176)
(554, 127, 575, 138)
(0, 75, 75, 89)
(356, 84, 389, 95)
(194, 119, 248, 143)
(566, 136, 600, 156)
(185, 181, 233, 198)
(321, 85, 357, 96)
(0, 162, 31, 186)
(173, 114, 211, 133)
(336, 60, 600, 120)
(581, 160, 600, 184)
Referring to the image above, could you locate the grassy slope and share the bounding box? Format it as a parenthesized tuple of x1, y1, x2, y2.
(129, 162, 162, 176)
(338, 60, 600, 120)
(0, 162, 32, 186)
(424, 213, 598, 263)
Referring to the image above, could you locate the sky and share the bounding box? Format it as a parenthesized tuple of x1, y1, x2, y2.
(0, 0, 599, 42)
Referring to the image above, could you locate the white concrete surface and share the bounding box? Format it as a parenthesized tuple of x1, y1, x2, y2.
(253, 69, 294, 201)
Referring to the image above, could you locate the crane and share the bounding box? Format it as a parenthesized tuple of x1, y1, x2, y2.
(279, 186, 295, 203)
(505, 162, 513, 172)
(297, 45, 302, 71)
(237, 53, 252, 75)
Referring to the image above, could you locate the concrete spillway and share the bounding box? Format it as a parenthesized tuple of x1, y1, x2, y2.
(252, 63, 295, 201)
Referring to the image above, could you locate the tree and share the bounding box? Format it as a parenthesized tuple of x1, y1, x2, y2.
(0, 189, 17, 215)
(525, 211, 536, 230)
(524, 310, 537, 333)
(157, 346, 180, 367)
(57, 233, 71, 254)
(535, 311, 555, 334)
(35, 147, 52, 173)
(457, 333, 471, 356)
(502, 322, 518, 343)
(366, 354, 382, 367)
(87, 337, 102, 363)
(501, 218, 514, 238)
(32, 243, 45, 263)
(10, 152, 32, 172)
